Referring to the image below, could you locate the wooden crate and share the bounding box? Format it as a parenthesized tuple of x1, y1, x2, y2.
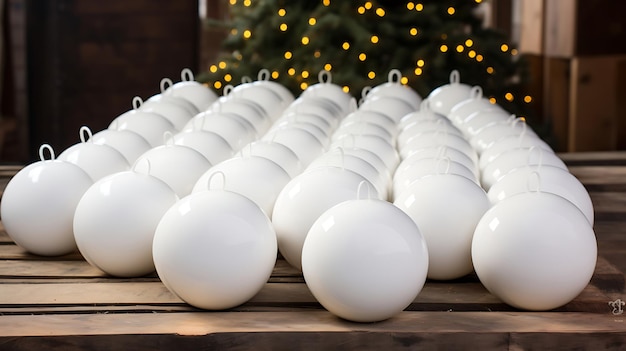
(1, 153, 626, 349)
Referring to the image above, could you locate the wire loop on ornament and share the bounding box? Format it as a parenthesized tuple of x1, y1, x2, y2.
(133, 158, 152, 176)
(327, 147, 346, 171)
(208, 171, 226, 191)
(356, 180, 372, 200)
(223, 85, 234, 97)
(318, 70, 332, 84)
(436, 156, 452, 175)
(162, 131, 175, 146)
(527, 145, 544, 170)
(349, 97, 358, 113)
(449, 70, 460, 84)
(527, 170, 542, 193)
(241, 76, 252, 84)
(79, 126, 93, 143)
(258, 68, 270, 81)
(470, 86, 483, 99)
(181, 68, 194, 82)
(39, 144, 55, 161)
(160, 78, 173, 93)
(388, 69, 402, 84)
(132, 96, 143, 110)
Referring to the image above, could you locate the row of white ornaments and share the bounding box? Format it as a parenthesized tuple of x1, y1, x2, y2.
(0, 68, 597, 321)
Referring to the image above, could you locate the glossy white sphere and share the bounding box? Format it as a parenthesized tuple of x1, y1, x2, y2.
(426, 71, 473, 116)
(472, 191, 597, 310)
(238, 140, 304, 179)
(0, 146, 93, 256)
(109, 109, 176, 147)
(358, 96, 415, 123)
(183, 111, 257, 151)
(153, 190, 277, 310)
(90, 129, 152, 164)
(263, 127, 325, 167)
(172, 130, 234, 165)
(133, 144, 211, 197)
(302, 198, 429, 322)
(193, 156, 290, 218)
(272, 167, 378, 270)
(395, 174, 490, 280)
(73, 170, 178, 277)
(58, 142, 130, 181)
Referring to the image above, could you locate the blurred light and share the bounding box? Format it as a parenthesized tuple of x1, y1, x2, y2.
(284, 51, 293, 59)
(409, 28, 418, 36)
(243, 0, 251, 6)
(414, 68, 423, 75)
(210, 65, 217, 73)
(243, 29, 252, 39)
(214, 81, 222, 89)
(400, 77, 409, 84)
(300, 82, 308, 90)
(486, 66, 494, 74)
(288, 68, 296, 75)
(230, 28, 238, 35)
(371, 35, 379, 44)
(365, 1, 373, 9)
(314, 50, 321, 58)
(500, 44, 509, 52)
(489, 97, 496, 104)
(358, 6, 365, 14)
(465, 39, 473, 47)
(224, 74, 232, 82)
(272, 71, 279, 79)
(309, 17, 317, 25)
(302, 70, 310, 78)
(524, 95, 532, 103)
(324, 63, 332, 71)
(511, 49, 518, 55)
(476, 54, 484, 62)
(302, 36, 310, 45)
(417, 59, 425, 67)
(368, 71, 376, 79)
(440, 44, 448, 52)
(342, 42, 350, 50)
(416, 3, 423, 11)
(359, 53, 367, 61)
(468, 50, 476, 58)
(278, 8, 286, 16)
(323, 0, 330, 5)
(218, 61, 227, 69)
(456, 45, 464, 52)
(448, 7, 455, 15)
(229, 0, 236, 5)
(505, 92, 514, 101)
(280, 23, 288, 31)
(342, 86, 350, 93)
(376, 8, 385, 16)
(407, 2, 415, 10)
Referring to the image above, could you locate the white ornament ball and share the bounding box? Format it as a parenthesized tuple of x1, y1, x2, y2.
(472, 191, 597, 310)
(153, 190, 277, 310)
(73, 169, 178, 277)
(302, 198, 429, 322)
(0, 144, 93, 256)
(395, 174, 490, 280)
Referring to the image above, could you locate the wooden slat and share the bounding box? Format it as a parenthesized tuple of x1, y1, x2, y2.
(568, 166, 626, 191)
(559, 151, 626, 165)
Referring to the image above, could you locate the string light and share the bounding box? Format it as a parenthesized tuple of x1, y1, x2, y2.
(218, 61, 227, 69)
(468, 50, 476, 58)
(486, 66, 494, 74)
(465, 39, 473, 47)
(368, 71, 376, 79)
(489, 97, 496, 104)
(214, 81, 222, 89)
(409, 28, 418, 36)
(288, 68, 296, 75)
(278, 8, 286, 16)
(342, 86, 350, 93)
(243, 29, 252, 39)
(230, 28, 238, 35)
(364, 2, 373, 9)
(440, 44, 448, 52)
(417, 59, 425, 67)
(359, 53, 367, 61)
(210, 65, 218, 73)
(376, 8, 385, 17)
(314, 50, 321, 58)
(358, 6, 366, 14)
(400, 77, 408, 84)
(476, 54, 484, 62)
(500, 44, 509, 52)
(284, 51, 293, 59)
(415, 3, 423, 11)
(322, 0, 330, 6)
(300, 82, 308, 90)
(324, 63, 332, 71)
(524, 95, 532, 103)
(448, 7, 455, 15)
(272, 71, 279, 79)
(302, 36, 310, 45)
(224, 74, 232, 82)
(342, 42, 350, 50)
(229, 0, 236, 5)
(505, 92, 514, 101)
(407, 2, 415, 10)
(414, 68, 423, 75)
(243, 0, 251, 6)
(302, 70, 310, 79)
(371, 35, 379, 44)
(280, 23, 288, 31)
(511, 49, 518, 55)
(309, 17, 317, 25)
(456, 45, 464, 53)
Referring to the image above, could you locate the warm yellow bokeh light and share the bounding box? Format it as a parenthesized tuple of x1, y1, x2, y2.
(272, 71, 279, 79)
(376, 8, 385, 16)
(278, 8, 286, 16)
(314, 50, 321, 58)
(243, 0, 251, 6)
(224, 74, 232, 82)
(524, 95, 533, 103)
(371, 35, 379, 44)
(476, 54, 484, 62)
(358, 6, 366, 14)
(288, 68, 296, 75)
(230, 28, 238, 35)
(505, 92, 514, 101)
(511, 49, 518, 56)
(368, 71, 376, 79)
(323, 0, 330, 5)
(448, 7, 455, 15)
(284, 51, 293, 59)
(342, 42, 350, 50)
(243, 29, 252, 39)
(489, 97, 496, 104)
(500, 44, 509, 52)
(416, 3, 423, 11)
(229, 0, 236, 5)
(456, 45, 464, 53)
(468, 50, 476, 58)
(324, 63, 332, 71)
(365, 1, 373, 9)
(302, 70, 310, 78)
(407, 2, 415, 10)
(400, 77, 409, 84)
(486, 66, 494, 74)
(465, 39, 473, 47)
(410, 28, 418, 36)
(280, 23, 288, 31)
(417, 59, 425, 67)
(414, 68, 423, 75)
(302, 36, 310, 45)
(214, 81, 222, 89)
(218, 61, 227, 69)
(309, 17, 317, 25)
(342, 86, 350, 93)
(300, 82, 308, 90)
(209, 65, 217, 73)
(359, 53, 367, 61)
(440, 44, 448, 52)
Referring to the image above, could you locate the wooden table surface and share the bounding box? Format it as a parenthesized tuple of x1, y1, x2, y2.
(1, 151, 626, 350)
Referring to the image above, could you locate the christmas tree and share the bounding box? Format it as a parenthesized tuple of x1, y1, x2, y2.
(198, 0, 536, 126)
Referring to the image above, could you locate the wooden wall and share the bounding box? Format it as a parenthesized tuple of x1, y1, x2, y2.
(3, 0, 199, 163)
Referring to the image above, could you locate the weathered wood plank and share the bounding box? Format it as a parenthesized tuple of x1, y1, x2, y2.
(559, 151, 626, 165)
(569, 166, 626, 191)
(0, 245, 84, 260)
